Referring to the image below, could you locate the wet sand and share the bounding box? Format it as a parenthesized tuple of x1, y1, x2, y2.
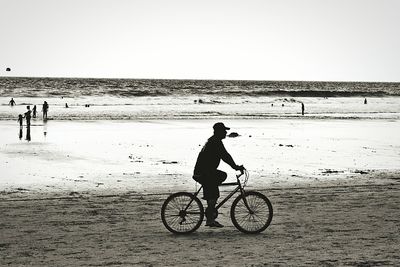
(1, 119, 400, 193)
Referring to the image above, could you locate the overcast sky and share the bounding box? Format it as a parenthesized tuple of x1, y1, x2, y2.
(1, 0, 399, 81)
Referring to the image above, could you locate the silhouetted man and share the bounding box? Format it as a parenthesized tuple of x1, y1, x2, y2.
(24, 106, 32, 126)
(193, 122, 244, 228)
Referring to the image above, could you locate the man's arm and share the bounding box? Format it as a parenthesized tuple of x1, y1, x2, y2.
(220, 143, 241, 170)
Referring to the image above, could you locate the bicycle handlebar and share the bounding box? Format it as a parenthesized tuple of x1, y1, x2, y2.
(236, 165, 245, 178)
(235, 166, 250, 187)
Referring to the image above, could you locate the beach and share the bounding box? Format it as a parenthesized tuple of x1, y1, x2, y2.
(2, 0, 400, 262)
(1, 77, 400, 266)
(1, 118, 400, 266)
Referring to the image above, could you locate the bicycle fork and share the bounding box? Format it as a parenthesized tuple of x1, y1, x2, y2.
(239, 187, 254, 214)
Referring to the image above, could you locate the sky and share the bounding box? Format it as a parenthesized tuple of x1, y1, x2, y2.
(1, 0, 399, 82)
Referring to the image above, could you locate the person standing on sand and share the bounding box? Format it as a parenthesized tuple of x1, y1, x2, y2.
(24, 106, 32, 126)
(193, 122, 244, 228)
(301, 102, 305, 115)
(32, 105, 37, 118)
(18, 114, 23, 126)
(9, 98, 16, 106)
(42, 101, 49, 119)
(364, 98, 367, 104)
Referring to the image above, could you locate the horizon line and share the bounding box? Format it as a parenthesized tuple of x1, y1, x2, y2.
(1, 75, 399, 84)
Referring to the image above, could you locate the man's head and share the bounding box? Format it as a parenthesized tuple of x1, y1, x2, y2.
(27, 105, 30, 110)
(213, 122, 230, 139)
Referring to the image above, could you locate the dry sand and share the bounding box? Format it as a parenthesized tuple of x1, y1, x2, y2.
(1, 179, 399, 266)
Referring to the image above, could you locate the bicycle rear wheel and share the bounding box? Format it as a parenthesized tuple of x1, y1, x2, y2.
(231, 191, 273, 234)
(161, 192, 204, 234)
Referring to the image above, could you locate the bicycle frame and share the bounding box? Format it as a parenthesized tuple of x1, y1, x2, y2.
(184, 172, 252, 213)
(216, 180, 243, 209)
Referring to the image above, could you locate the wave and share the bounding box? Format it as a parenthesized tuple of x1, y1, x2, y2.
(198, 90, 392, 97)
(1, 77, 399, 98)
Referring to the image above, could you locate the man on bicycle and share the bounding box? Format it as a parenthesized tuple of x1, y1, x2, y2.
(193, 122, 244, 228)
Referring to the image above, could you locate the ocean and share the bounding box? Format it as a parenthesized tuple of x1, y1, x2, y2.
(1, 77, 400, 120)
(1, 77, 400, 97)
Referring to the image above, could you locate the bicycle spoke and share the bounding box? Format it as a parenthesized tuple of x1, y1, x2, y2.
(237, 213, 251, 225)
(167, 215, 181, 226)
(169, 198, 183, 211)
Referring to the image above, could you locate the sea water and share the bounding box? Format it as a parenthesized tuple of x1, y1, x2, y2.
(1, 77, 400, 120)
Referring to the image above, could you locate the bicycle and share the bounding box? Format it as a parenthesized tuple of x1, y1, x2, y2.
(161, 169, 273, 234)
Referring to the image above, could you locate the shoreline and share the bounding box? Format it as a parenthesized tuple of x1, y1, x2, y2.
(1, 96, 400, 121)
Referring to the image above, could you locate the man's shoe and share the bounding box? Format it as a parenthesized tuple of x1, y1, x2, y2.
(205, 221, 224, 228)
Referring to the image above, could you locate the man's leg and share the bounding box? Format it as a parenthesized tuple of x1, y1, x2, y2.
(205, 199, 217, 224)
(202, 182, 217, 224)
(205, 198, 222, 227)
(202, 170, 227, 227)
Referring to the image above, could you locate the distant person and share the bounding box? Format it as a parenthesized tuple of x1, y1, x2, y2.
(301, 103, 305, 115)
(193, 122, 244, 228)
(65, 103, 69, 108)
(32, 105, 37, 118)
(42, 101, 49, 119)
(364, 98, 367, 104)
(24, 106, 32, 126)
(9, 98, 16, 106)
(18, 114, 23, 126)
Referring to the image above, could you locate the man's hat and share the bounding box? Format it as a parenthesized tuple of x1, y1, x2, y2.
(213, 122, 230, 131)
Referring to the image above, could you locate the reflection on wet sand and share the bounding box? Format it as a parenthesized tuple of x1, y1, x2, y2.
(43, 119, 48, 137)
(17, 120, 49, 142)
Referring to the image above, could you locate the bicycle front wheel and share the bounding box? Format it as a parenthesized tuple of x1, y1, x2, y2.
(161, 192, 204, 234)
(231, 191, 273, 234)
